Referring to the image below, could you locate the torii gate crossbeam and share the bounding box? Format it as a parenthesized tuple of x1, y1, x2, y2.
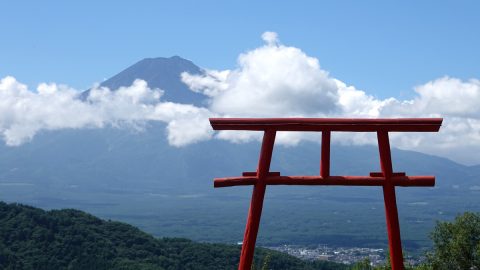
(210, 118, 442, 270)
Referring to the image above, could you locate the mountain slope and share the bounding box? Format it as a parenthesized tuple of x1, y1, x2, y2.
(83, 56, 205, 106)
(0, 201, 346, 270)
(0, 56, 479, 250)
(0, 125, 478, 250)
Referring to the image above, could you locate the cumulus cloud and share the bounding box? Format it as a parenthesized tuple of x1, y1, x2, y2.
(261, 31, 279, 46)
(181, 32, 480, 164)
(0, 76, 213, 146)
(380, 78, 480, 164)
(2, 32, 480, 164)
(181, 33, 391, 145)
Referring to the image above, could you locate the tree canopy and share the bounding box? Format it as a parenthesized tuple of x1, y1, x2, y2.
(350, 212, 480, 270)
(0, 201, 346, 270)
(426, 212, 480, 270)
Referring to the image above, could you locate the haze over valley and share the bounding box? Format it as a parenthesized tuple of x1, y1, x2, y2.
(1, 49, 479, 253)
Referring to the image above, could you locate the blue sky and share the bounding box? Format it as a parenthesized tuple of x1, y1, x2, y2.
(1, 1, 479, 99)
(1, 1, 480, 164)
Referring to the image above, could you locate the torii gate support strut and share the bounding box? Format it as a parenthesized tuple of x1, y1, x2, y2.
(210, 118, 442, 270)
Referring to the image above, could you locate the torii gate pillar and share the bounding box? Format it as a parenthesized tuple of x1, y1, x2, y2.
(378, 131, 404, 268)
(238, 130, 276, 269)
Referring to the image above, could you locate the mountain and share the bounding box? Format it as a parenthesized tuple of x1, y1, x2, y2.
(0, 201, 346, 270)
(83, 56, 205, 106)
(0, 57, 479, 252)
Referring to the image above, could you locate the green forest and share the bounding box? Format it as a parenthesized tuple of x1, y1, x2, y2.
(351, 212, 480, 270)
(0, 201, 345, 270)
(0, 201, 478, 269)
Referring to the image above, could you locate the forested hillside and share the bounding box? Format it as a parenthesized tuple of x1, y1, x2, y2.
(0, 202, 346, 270)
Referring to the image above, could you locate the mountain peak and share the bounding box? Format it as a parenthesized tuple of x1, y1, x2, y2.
(84, 56, 205, 106)
(140, 55, 190, 62)
(133, 56, 198, 72)
(169, 55, 183, 60)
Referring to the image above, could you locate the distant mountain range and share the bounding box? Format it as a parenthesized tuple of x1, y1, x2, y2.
(0, 56, 478, 251)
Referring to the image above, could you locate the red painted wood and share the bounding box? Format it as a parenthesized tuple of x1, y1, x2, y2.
(210, 118, 442, 132)
(209, 117, 442, 270)
(242, 171, 281, 177)
(370, 172, 406, 177)
(378, 131, 404, 270)
(214, 175, 435, 188)
(321, 131, 331, 177)
(238, 131, 276, 270)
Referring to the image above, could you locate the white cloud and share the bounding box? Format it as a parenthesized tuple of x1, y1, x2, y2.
(2, 32, 480, 164)
(181, 69, 230, 97)
(261, 31, 279, 46)
(0, 77, 214, 147)
(181, 32, 480, 165)
(208, 39, 339, 117)
(151, 102, 214, 146)
(380, 78, 480, 164)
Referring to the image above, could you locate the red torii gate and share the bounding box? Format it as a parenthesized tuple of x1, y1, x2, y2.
(210, 118, 442, 270)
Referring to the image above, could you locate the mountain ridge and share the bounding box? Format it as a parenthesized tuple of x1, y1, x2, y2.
(0, 56, 478, 250)
(0, 201, 346, 270)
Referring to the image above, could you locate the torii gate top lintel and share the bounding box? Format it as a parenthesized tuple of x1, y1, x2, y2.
(209, 117, 443, 270)
(210, 117, 443, 132)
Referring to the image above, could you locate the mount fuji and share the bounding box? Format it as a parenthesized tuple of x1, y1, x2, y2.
(0, 56, 478, 250)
